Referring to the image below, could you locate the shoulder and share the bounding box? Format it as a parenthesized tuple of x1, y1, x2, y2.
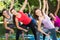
(18, 10, 23, 13)
(55, 15, 59, 18)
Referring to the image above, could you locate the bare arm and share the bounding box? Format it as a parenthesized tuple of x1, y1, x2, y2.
(9, 0, 14, 13)
(42, 0, 46, 15)
(28, 2, 31, 13)
(46, 2, 49, 15)
(15, 17, 28, 32)
(39, 0, 42, 9)
(42, 0, 48, 15)
(3, 18, 13, 31)
(50, 13, 56, 20)
(20, 0, 27, 11)
(56, 30, 60, 33)
(54, 0, 59, 16)
(37, 20, 49, 36)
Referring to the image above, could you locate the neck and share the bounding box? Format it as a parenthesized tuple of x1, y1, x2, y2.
(39, 15, 43, 17)
(14, 12, 18, 16)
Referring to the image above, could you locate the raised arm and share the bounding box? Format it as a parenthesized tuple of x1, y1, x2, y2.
(42, 0, 46, 15)
(20, 0, 27, 11)
(54, 0, 60, 16)
(28, 2, 31, 13)
(46, 1, 49, 15)
(9, 0, 14, 13)
(39, 0, 42, 9)
(49, 13, 56, 20)
(42, 0, 48, 15)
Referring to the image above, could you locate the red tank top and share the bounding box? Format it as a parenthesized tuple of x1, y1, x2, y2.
(16, 11, 31, 25)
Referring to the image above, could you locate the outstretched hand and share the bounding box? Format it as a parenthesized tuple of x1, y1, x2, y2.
(24, 29, 28, 32)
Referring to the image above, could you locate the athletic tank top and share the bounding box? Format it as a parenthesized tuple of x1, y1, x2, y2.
(16, 11, 31, 25)
(39, 14, 55, 29)
(54, 16, 60, 27)
(5, 13, 14, 24)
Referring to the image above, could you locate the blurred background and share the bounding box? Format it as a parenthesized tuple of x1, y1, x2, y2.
(0, 0, 60, 40)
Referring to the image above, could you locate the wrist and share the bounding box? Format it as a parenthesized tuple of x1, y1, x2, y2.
(10, 29, 13, 31)
(21, 29, 25, 31)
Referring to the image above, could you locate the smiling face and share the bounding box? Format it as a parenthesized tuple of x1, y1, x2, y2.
(35, 9, 43, 17)
(3, 10, 10, 18)
(10, 9, 17, 15)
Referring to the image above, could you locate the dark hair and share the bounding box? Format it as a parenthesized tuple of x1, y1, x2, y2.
(2, 9, 8, 18)
(33, 7, 42, 20)
(2, 9, 7, 14)
(0, 11, 2, 17)
(10, 7, 14, 13)
(13, 15, 16, 25)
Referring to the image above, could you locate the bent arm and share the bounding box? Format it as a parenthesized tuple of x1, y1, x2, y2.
(50, 13, 56, 20)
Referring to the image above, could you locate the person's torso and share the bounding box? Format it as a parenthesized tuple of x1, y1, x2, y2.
(5, 13, 14, 24)
(16, 11, 31, 25)
(39, 14, 55, 29)
(54, 16, 60, 27)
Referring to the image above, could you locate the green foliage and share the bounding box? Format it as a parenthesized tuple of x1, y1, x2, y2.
(48, 0, 57, 13)
(0, 16, 3, 21)
(0, 0, 59, 21)
(0, 2, 5, 11)
(0, 0, 57, 12)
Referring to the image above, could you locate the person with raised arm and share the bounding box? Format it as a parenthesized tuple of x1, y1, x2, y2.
(10, 0, 40, 40)
(1, 0, 15, 40)
(33, 0, 57, 40)
(42, 0, 50, 40)
(49, 0, 60, 33)
(39, 0, 42, 9)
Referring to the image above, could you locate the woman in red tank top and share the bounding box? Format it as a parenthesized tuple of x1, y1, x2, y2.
(10, 0, 47, 40)
(10, 0, 49, 40)
(10, 0, 40, 40)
